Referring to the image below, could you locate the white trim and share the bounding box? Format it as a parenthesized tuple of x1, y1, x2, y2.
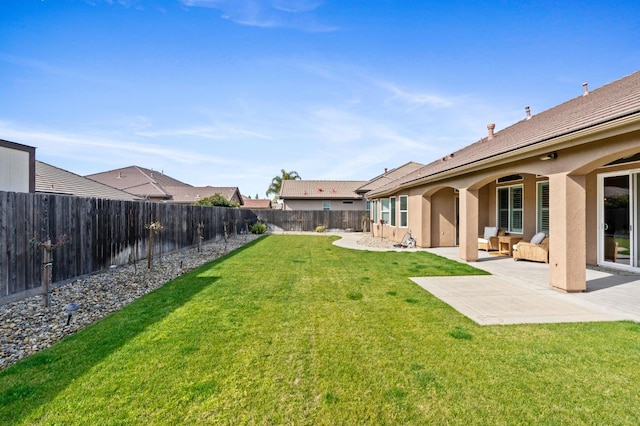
(597, 168, 640, 271)
(536, 181, 549, 234)
(381, 198, 390, 224)
(496, 184, 524, 234)
(399, 195, 409, 228)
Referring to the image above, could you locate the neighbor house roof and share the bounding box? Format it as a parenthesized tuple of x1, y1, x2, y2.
(241, 197, 272, 209)
(356, 162, 424, 194)
(369, 70, 640, 197)
(36, 161, 140, 201)
(86, 165, 191, 199)
(165, 186, 243, 205)
(280, 180, 368, 199)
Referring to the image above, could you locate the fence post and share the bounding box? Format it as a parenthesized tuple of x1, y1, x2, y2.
(42, 242, 52, 308)
(147, 226, 154, 269)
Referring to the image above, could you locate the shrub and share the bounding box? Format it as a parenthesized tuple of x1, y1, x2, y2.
(193, 194, 239, 208)
(250, 222, 267, 234)
(315, 226, 325, 233)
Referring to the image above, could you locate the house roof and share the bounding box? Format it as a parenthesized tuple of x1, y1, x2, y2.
(165, 186, 243, 205)
(356, 162, 424, 193)
(0, 139, 36, 153)
(86, 165, 191, 198)
(280, 180, 368, 199)
(369, 70, 640, 197)
(241, 197, 272, 209)
(35, 161, 140, 200)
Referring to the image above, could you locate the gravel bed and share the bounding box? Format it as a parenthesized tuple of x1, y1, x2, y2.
(356, 234, 398, 249)
(0, 234, 260, 371)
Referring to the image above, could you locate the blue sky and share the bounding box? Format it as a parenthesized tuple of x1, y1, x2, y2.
(1, 0, 639, 199)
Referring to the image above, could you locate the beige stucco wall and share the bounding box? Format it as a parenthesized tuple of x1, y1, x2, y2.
(283, 199, 366, 211)
(367, 123, 640, 290)
(369, 189, 423, 244)
(478, 185, 492, 232)
(585, 171, 598, 265)
(0, 146, 30, 193)
(430, 188, 456, 247)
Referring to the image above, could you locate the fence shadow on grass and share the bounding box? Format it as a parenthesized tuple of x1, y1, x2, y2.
(0, 240, 266, 424)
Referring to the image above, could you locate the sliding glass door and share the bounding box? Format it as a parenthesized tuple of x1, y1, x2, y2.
(599, 172, 638, 269)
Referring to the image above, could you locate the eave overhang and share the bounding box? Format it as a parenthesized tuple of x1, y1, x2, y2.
(368, 110, 640, 199)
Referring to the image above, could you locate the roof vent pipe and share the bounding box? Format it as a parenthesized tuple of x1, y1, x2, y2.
(487, 123, 495, 140)
(583, 82, 589, 96)
(525, 106, 532, 120)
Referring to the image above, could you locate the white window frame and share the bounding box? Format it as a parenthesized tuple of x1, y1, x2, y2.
(497, 184, 523, 233)
(537, 181, 549, 235)
(322, 200, 330, 211)
(372, 200, 378, 222)
(381, 198, 390, 224)
(399, 195, 408, 227)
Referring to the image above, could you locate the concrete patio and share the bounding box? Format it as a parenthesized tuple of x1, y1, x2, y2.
(331, 232, 640, 325)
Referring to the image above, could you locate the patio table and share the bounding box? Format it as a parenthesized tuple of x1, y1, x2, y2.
(498, 235, 522, 257)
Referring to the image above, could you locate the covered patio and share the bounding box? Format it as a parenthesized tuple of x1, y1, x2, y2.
(331, 232, 640, 325)
(415, 247, 640, 325)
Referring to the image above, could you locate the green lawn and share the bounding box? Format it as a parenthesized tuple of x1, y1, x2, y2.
(2, 235, 640, 425)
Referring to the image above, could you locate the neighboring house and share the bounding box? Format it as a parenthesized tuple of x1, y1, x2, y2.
(87, 165, 243, 205)
(241, 196, 272, 209)
(0, 139, 35, 193)
(280, 180, 368, 211)
(86, 165, 191, 201)
(366, 70, 640, 293)
(35, 161, 140, 200)
(166, 186, 243, 206)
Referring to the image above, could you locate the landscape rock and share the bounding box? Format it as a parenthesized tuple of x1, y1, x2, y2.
(0, 235, 259, 371)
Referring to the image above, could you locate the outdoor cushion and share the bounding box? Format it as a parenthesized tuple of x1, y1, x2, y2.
(483, 227, 498, 240)
(530, 232, 546, 245)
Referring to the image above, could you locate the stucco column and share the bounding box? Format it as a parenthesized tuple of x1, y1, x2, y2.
(548, 173, 586, 292)
(421, 195, 432, 247)
(458, 188, 479, 262)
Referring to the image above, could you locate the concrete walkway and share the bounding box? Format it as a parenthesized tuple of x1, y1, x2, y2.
(330, 232, 640, 325)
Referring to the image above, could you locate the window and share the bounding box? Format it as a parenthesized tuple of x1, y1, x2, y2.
(381, 198, 390, 223)
(323, 200, 330, 211)
(399, 195, 408, 227)
(372, 200, 378, 222)
(537, 181, 549, 234)
(342, 200, 353, 204)
(365, 200, 370, 211)
(390, 197, 396, 226)
(497, 174, 523, 183)
(497, 185, 523, 233)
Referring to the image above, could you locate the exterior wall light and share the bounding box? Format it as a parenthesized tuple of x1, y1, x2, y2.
(539, 152, 558, 161)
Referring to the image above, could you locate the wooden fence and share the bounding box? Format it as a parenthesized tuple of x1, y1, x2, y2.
(255, 209, 369, 232)
(0, 191, 369, 304)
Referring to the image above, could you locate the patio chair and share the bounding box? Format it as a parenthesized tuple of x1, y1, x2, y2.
(478, 227, 504, 251)
(513, 232, 549, 263)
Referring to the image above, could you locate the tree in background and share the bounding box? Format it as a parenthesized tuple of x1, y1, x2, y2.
(193, 194, 239, 208)
(266, 169, 301, 199)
